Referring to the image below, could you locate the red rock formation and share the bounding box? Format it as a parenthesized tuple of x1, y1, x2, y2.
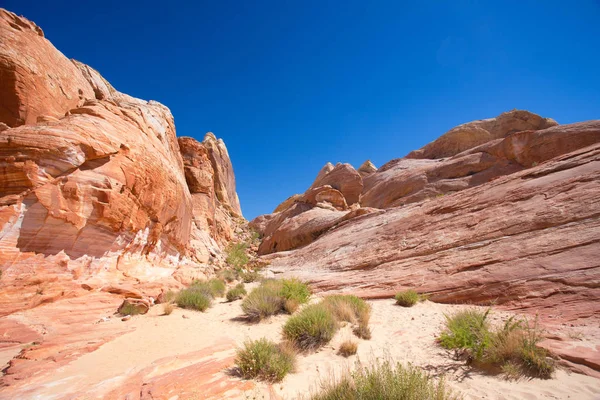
(0, 8, 243, 393)
(406, 109, 558, 159)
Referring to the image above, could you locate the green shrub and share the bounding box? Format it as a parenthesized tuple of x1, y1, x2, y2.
(119, 303, 142, 316)
(226, 242, 249, 269)
(439, 308, 492, 361)
(241, 281, 284, 320)
(280, 278, 311, 304)
(283, 304, 338, 350)
(241, 279, 310, 320)
(176, 287, 212, 311)
(190, 278, 226, 298)
(394, 289, 422, 307)
(226, 283, 247, 302)
(439, 310, 554, 379)
(235, 338, 296, 382)
(219, 268, 237, 283)
(309, 360, 460, 400)
(240, 270, 260, 283)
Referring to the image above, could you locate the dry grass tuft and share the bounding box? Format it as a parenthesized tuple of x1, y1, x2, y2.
(338, 340, 358, 357)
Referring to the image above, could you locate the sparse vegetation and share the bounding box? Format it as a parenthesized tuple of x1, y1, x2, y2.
(309, 360, 460, 400)
(119, 302, 142, 316)
(283, 303, 338, 351)
(438, 309, 554, 379)
(235, 338, 296, 382)
(162, 302, 175, 315)
(162, 289, 177, 303)
(338, 340, 358, 357)
(394, 289, 423, 307)
(219, 268, 238, 283)
(322, 295, 371, 339)
(176, 287, 212, 311)
(226, 242, 249, 269)
(241, 278, 311, 321)
(240, 270, 260, 283)
(353, 324, 372, 340)
(226, 283, 247, 302)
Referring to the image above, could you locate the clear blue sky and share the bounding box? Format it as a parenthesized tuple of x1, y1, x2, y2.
(6, 1, 600, 219)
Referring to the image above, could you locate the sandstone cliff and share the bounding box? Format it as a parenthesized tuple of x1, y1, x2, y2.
(0, 8, 242, 313)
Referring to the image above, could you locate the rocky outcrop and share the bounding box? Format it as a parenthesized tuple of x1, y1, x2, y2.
(0, 9, 95, 127)
(407, 110, 558, 159)
(263, 120, 600, 327)
(309, 162, 363, 205)
(357, 160, 377, 176)
(0, 8, 243, 390)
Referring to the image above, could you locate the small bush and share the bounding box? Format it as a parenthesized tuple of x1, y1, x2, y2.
(439, 308, 492, 361)
(338, 340, 358, 357)
(283, 304, 338, 350)
(353, 323, 372, 340)
(284, 298, 300, 314)
(439, 310, 555, 379)
(322, 295, 371, 326)
(240, 270, 260, 283)
(162, 302, 175, 315)
(241, 281, 284, 320)
(176, 287, 212, 311)
(309, 360, 460, 400)
(119, 303, 142, 316)
(226, 283, 247, 302)
(190, 278, 226, 298)
(235, 338, 296, 382)
(394, 289, 422, 307)
(241, 279, 310, 320)
(219, 268, 237, 283)
(226, 242, 249, 269)
(280, 278, 311, 304)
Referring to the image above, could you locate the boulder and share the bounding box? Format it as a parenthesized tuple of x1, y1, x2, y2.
(309, 163, 363, 205)
(357, 160, 377, 176)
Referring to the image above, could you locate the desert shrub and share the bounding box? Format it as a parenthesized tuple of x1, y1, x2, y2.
(353, 323, 372, 340)
(161, 289, 177, 303)
(284, 298, 300, 314)
(241, 281, 285, 320)
(119, 303, 142, 316)
(190, 278, 226, 298)
(241, 279, 310, 320)
(439, 310, 554, 379)
(219, 268, 237, 283)
(283, 304, 338, 350)
(394, 289, 422, 307)
(309, 360, 460, 400)
(322, 295, 371, 326)
(235, 338, 296, 382)
(280, 278, 311, 304)
(176, 286, 212, 311)
(240, 270, 260, 283)
(226, 242, 249, 269)
(226, 283, 247, 302)
(338, 340, 358, 357)
(439, 308, 492, 361)
(162, 302, 175, 315)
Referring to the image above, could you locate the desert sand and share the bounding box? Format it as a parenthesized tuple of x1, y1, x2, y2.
(10, 283, 600, 400)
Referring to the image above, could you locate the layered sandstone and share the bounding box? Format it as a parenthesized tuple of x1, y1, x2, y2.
(0, 8, 243, 391)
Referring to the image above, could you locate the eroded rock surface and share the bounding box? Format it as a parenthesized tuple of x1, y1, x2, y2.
(0, 8, 243, 395)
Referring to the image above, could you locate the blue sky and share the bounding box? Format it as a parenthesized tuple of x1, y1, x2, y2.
(6, 1, 600, 219)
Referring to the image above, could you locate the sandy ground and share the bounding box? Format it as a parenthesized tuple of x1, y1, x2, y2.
(12, 284, 600, 400)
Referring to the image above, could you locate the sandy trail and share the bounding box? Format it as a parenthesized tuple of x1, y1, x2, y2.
(9, 287, 600, 400)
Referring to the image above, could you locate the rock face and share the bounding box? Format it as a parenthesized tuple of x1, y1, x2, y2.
(0, 8, 243, 392)
(255, 116, 600, 378)
(406, 110, 558, 159)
